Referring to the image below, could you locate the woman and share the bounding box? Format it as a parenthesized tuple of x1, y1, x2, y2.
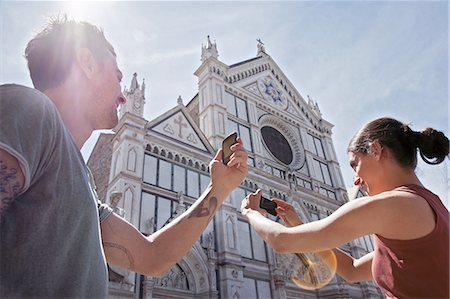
(241, 117, 449, 298)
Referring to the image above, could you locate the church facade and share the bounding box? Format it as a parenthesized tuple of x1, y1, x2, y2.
(88, 37, 383, 299)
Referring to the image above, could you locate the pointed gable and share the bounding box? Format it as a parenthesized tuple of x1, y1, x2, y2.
(226, 54, 332, 135)
(147, 104, 213, 154)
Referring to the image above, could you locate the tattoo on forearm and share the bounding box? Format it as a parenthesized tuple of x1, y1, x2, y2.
(188, 196, 218, 221)
(0, 160, 21, 218)
(103, 242, 135, 271)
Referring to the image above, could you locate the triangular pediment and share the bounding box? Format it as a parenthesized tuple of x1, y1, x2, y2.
(226, 55, 326, 129)
(147, 105, 213, 153)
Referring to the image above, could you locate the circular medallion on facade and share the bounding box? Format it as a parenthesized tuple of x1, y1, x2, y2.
(259, 114, 305, 170)
(261, 126, 293, 165)
(257, 77, 288, 109)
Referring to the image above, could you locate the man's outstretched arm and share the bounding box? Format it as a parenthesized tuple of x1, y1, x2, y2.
(100, 139, 248, 276)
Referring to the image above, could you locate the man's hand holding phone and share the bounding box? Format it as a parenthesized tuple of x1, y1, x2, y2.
(221, 132, 238, 165)
(208, 132, 248, 196)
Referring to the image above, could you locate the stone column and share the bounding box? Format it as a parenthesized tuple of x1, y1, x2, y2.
(142, 276, 155, 299)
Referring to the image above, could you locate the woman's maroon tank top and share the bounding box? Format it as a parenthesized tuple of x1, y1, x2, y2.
(372, 184, 449, 298)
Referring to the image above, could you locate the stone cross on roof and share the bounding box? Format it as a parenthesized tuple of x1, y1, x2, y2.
(257, 38, 266, 55)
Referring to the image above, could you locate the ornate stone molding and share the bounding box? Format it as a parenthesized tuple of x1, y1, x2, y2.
(259, 114, 306, 170)
(145, 143, 209, 173)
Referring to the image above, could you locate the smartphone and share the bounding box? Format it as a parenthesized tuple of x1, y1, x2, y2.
(222, 132, 238, 165)
(260, 196, 278, 216)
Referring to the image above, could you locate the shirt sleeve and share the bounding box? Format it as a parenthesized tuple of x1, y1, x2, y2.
(0, 85, 61, 195)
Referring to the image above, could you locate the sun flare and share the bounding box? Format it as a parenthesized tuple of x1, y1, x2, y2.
(64, 1, 90, 21)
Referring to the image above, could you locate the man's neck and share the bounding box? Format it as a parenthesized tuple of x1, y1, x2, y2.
(44, 88, 93, 150)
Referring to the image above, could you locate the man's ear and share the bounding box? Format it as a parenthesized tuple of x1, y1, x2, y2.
(75, 48, 97, 79)
(369, 140, 383, 160)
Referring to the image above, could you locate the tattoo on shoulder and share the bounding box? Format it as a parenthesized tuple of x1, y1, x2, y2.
(103, 242, 135, 271)
(188, 196, 218, 221)
(0, 160, 21, 218)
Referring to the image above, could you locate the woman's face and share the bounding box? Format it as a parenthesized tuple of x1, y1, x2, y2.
(348, 151, 379, 195)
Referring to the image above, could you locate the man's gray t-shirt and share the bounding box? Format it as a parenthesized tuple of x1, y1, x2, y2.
(0, 84, 112, 298)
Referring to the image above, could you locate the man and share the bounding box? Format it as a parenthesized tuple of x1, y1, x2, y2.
(0, 17, 248, 298)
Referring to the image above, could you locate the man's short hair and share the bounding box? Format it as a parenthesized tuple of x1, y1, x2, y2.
(25, 15, 115, 91)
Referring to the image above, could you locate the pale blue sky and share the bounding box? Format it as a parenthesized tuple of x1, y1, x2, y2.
(1, 1, 448, 207)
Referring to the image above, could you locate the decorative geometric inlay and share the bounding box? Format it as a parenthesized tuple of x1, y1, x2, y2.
(244, 83, 262, 97)
(287, 104, 305, 121)
(257, 77, 288, 110)
(163, 124, 175, 135)
(151, 111, 208, 151)
(187, 133, 198, 144)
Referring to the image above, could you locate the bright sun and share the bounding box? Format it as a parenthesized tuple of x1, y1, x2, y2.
(64, 1, 90, 21)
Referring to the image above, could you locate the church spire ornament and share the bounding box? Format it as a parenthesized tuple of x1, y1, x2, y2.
(119, 72, 146, 119)
(177, 95, 183, 105)
(141, 78, 146, 98)
(201, 35, 219, 62)
(130, 72, 139, 92)
(257, 38, 266, 56)
(307, 95, 322, 119)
